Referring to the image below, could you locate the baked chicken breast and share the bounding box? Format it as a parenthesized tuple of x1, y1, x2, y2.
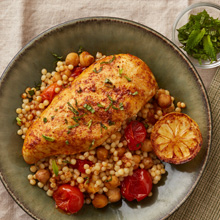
(22, 54, 158, 164)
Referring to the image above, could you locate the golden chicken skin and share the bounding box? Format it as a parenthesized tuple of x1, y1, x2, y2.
(22, 54, 158, 164)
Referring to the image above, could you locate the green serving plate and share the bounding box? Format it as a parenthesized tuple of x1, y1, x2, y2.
(0, 17, 211, 220)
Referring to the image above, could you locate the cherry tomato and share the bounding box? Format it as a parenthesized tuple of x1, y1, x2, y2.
(53, 185, 84, 214)
(71, 67, 86, 78)
(69, 159, 93, 173)
(124, 121, 147, 150)
(40, 83, 60, 103)
(121, 169, 152, 202)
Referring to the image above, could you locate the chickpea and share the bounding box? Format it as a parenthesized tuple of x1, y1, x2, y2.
(104, 175, 120, 189)
(133, 155, 141, 169)
(142, 157, 154, 169)
(157, 93, 172, 108)
(96, 147, 109, 161)
(87, 182, 100, 194)
(106, 188, 121, 203)
(117, 147, 126, 157)
(141, 139, 153, 152)
(65, 52, 79, 66)
(79, 51, 95, 67)
(35, 169, 50, 184)
(92, 194, 108, 208)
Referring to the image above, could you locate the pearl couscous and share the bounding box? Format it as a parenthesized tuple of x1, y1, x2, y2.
(16, 50, 186, 213)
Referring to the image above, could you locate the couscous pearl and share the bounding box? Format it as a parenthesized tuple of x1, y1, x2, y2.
(62, 75, 68, 81)
(30, 166, 37, 173)
(62, 166, 69, 173)
(39, 103, 45, 109)
(77, 177, 84, 184)
(41, 75, 46, 81)
(71, 159, 76, 165)
(57, 80, 63, 86)
(38, 182, 44, 188)
(47, 189, 53, 197)
(17, 130, 23, 135)
(181, 102, 186, 108)
(30, 179, 36, 185)
(27, 174, 33, 180)
(118, 169, 124, 176)
(59, 66, 64, 71)
(43, 100, 49, 106)
(68, 64, 74, 70)
(41, 68, 47, 75)
(57, 61, 63, 67)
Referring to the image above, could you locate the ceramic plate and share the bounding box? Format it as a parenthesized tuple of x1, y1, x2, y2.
(0, 17, 211, 220)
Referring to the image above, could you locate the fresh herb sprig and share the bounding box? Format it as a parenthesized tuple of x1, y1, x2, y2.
(177, 10, 220, 64)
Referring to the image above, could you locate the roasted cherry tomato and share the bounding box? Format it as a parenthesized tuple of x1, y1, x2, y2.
(71, 66, 86, 78)
(124, 121, 147, 150)
(40, 83, 60, 103)
(69, 159, 93, 173)
(121, 169, 152, 202)
(53, 185, 84, 214)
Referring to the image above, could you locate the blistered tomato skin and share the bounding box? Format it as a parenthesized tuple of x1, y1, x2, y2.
(69, 159, 93, 173)
(125, 121, 147, 151)
(40, 83, 61, 103)
(121, 169, 152, 202)
(53, 185, 84, 214)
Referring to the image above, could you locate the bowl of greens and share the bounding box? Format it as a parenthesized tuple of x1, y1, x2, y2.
(172, 2, 220, 69)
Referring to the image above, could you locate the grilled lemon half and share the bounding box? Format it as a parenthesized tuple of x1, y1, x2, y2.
(151, 112, 202, 164)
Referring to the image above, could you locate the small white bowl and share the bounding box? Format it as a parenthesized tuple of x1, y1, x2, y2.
(172, 2, 220, 69)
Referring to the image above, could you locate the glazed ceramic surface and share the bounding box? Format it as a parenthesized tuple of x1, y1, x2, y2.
(0, 17, 211, 220)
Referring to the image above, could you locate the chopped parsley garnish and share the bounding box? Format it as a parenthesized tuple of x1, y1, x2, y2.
(16, 117, 22, 126)
(100, 122, 107, 130)
(97, 103, 105, 108)
(84, 176, 90, 184)
(68, 124, 80, 129)
(119, 102, 124, 110)
(84, 104, 95, 113)
(87, 119, 93, 128)
(100, 122, 108, 134)
(108, 120, 115, 126)
(28, 89, 35, 96)
(52, 53, 63, 61)
(89, 139, 95, 149)
(124, 75, 132, 82)
(100, 55, 116, 64)
(65, 140, 69, 145)
(67, 102, 79, 115)
(55, 108, 58, 112)
(105, 175, 113, 182)
(75, 99, 78, 107)
(93, 66, 103, 73)
(52, 160, 59, 176)
(143, 123, 149, 129)
(42, 135, 55, 142)
(72, 114, 85, 123)
(77, 87, 83, 93)
(78, 46, 83, 54)
(104, 78, 114, 88)
(119, 68, 123, 77)
(177, 10, 220, 63)
(65, 119, 68, 124)
(131, 91, 138, 96)
(67, 130, 71, 134)
(107, 95, 114, 102)
(63, 160, 71, 164)
(105, 102, 113, 112)
(51, 116, 55, 120)
(43, 118, 48, 123)
(112, 105, 119, 110)
(34, 82, 41, 91)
